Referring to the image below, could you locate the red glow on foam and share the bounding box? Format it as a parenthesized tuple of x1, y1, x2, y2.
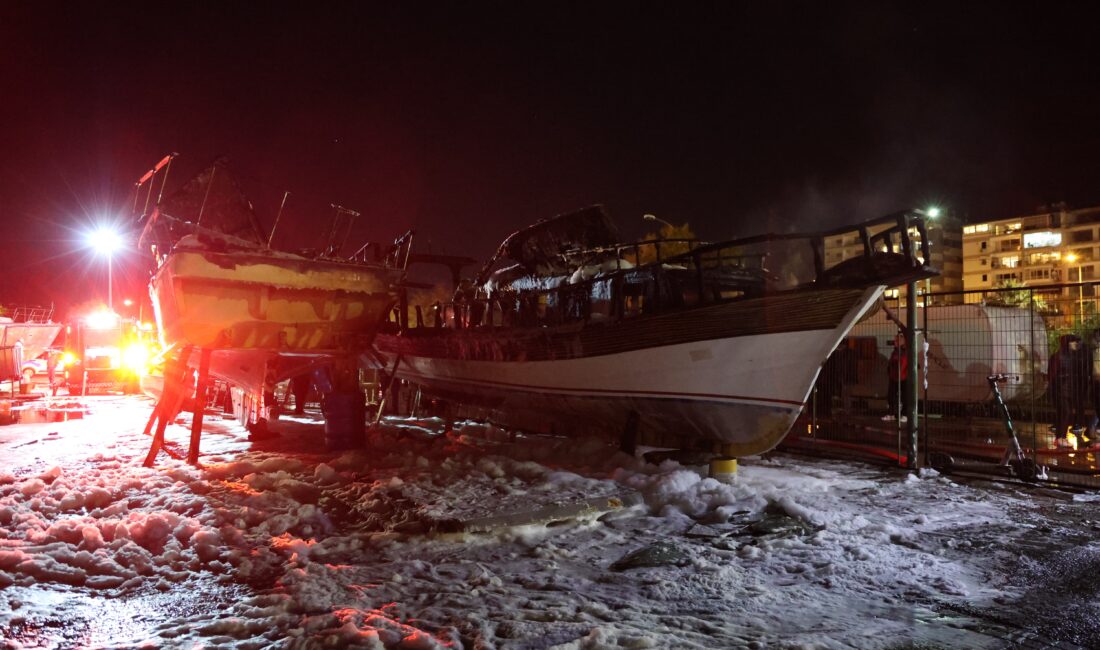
(269, 532, 317, 552)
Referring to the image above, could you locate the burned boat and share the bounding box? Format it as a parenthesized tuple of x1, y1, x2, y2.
(133, 156, 407, 458)
(371, 207, 937, 456)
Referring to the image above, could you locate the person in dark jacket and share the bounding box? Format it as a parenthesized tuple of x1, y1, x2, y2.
(819, 338, 860, 416)
(837, 339, 860, 413)
(1088, 328, 1100, 445)
(817, 345, 842, 417)
(46, 348, 61, 397)
(883, 332, 909, 422)
(290, 373, 312, 415)
(1049, 333, 1090, 447)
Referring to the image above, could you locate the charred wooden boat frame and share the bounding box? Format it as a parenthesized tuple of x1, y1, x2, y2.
(372, 208, 938, 456)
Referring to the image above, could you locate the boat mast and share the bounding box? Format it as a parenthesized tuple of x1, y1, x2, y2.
(267, 191, 291, 248)
(194, 163, 218, 228)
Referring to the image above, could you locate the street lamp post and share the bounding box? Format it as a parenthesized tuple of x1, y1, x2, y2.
(643, 213, 674, 230)
(89, 227, 123, 311)
(642, 214, 678, 263)
(1079, 266, 1085, 320)
(924, 204, 941, 305)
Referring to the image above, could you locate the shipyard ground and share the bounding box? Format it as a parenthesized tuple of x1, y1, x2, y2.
(2, 395, 1100, 648)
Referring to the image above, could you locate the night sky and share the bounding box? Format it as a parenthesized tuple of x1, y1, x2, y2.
(2, 2, 1099, 314)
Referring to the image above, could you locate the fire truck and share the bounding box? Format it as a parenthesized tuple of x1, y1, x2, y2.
(64, 310, 156, 395)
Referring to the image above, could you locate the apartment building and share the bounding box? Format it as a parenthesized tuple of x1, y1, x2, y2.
(961, 204, 1100, 303)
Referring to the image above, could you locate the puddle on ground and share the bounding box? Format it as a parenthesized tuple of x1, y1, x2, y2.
(0, 408, 84, 426)
(1, 577, 252, 648)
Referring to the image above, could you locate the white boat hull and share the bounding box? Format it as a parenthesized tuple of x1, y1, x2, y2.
(151, 245, 398, 352)
(373, 286, 884, 455)
(150, 244, 400, 395)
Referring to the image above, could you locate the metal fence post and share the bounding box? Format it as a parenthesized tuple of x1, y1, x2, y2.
(921, 291, 929, 468)
(907, 281, 919, 469)
(1029, 288, 1037, 460)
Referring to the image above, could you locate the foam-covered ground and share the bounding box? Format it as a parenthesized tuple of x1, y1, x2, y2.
(2, 396, 1099, 649)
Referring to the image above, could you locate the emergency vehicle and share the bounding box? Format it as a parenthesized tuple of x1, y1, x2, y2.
(63, 310, 156, 394)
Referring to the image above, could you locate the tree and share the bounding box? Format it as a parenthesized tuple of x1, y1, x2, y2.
(987, 278, 1051, 313)
(626, 222, 697, 265)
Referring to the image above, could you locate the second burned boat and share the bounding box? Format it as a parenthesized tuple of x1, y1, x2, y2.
(371, 207, 937, 456)
(134, 156, 406, 435)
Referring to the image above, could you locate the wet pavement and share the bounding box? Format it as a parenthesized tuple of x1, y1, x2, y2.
(0, 395, 262, 649)
(3, 579, 251, 649)
(791, 412, 1100, 488)
(2, 396, 1100, 648)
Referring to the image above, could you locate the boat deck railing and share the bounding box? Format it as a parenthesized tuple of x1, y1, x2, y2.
(389, 212, 937, 336)
(389, 210, 937, 333)
(2, 306, 55, 323)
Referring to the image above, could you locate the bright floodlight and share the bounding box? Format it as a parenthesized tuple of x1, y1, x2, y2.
(926, 207, 941, 218)
(1066, 253, 1079, 263)
(85, 309, 120, 330)
(89, 227, 122, 255)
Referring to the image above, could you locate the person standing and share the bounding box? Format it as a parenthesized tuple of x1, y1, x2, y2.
(290, 373, 311, 415)
(46, 348, 61, 397)
(883, 332, 909, 422)
(1050, 334, 1090, 447)
(817, 345, 842, 417)
(1088, 329, 1100, 445)
(837, 338, 859, 413)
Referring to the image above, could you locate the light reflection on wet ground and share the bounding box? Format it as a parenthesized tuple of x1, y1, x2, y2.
(1, 577, 252, 649)
(0, 408, 84, 426)
(0, 396, 261, 649)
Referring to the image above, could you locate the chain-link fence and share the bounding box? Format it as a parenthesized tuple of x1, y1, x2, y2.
(785, 282, 1100, 489)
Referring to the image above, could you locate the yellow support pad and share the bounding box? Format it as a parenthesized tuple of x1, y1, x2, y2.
(709, 457, 738, 483)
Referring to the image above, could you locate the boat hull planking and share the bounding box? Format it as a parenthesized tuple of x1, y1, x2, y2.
(372, 286, 883, 455)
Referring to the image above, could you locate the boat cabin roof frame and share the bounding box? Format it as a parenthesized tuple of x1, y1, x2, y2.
(540, 209, 932, 282)
(399, 210, 937, 334)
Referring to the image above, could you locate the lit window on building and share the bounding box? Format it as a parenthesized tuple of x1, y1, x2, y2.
(1023, 231, 1062, 248)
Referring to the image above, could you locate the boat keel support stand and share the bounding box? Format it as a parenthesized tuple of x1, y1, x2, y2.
(620, 411, 639, 456)
(143, 345, 195, 467)
(709, 444, 738, 484)
(187, 348, 212, 465)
